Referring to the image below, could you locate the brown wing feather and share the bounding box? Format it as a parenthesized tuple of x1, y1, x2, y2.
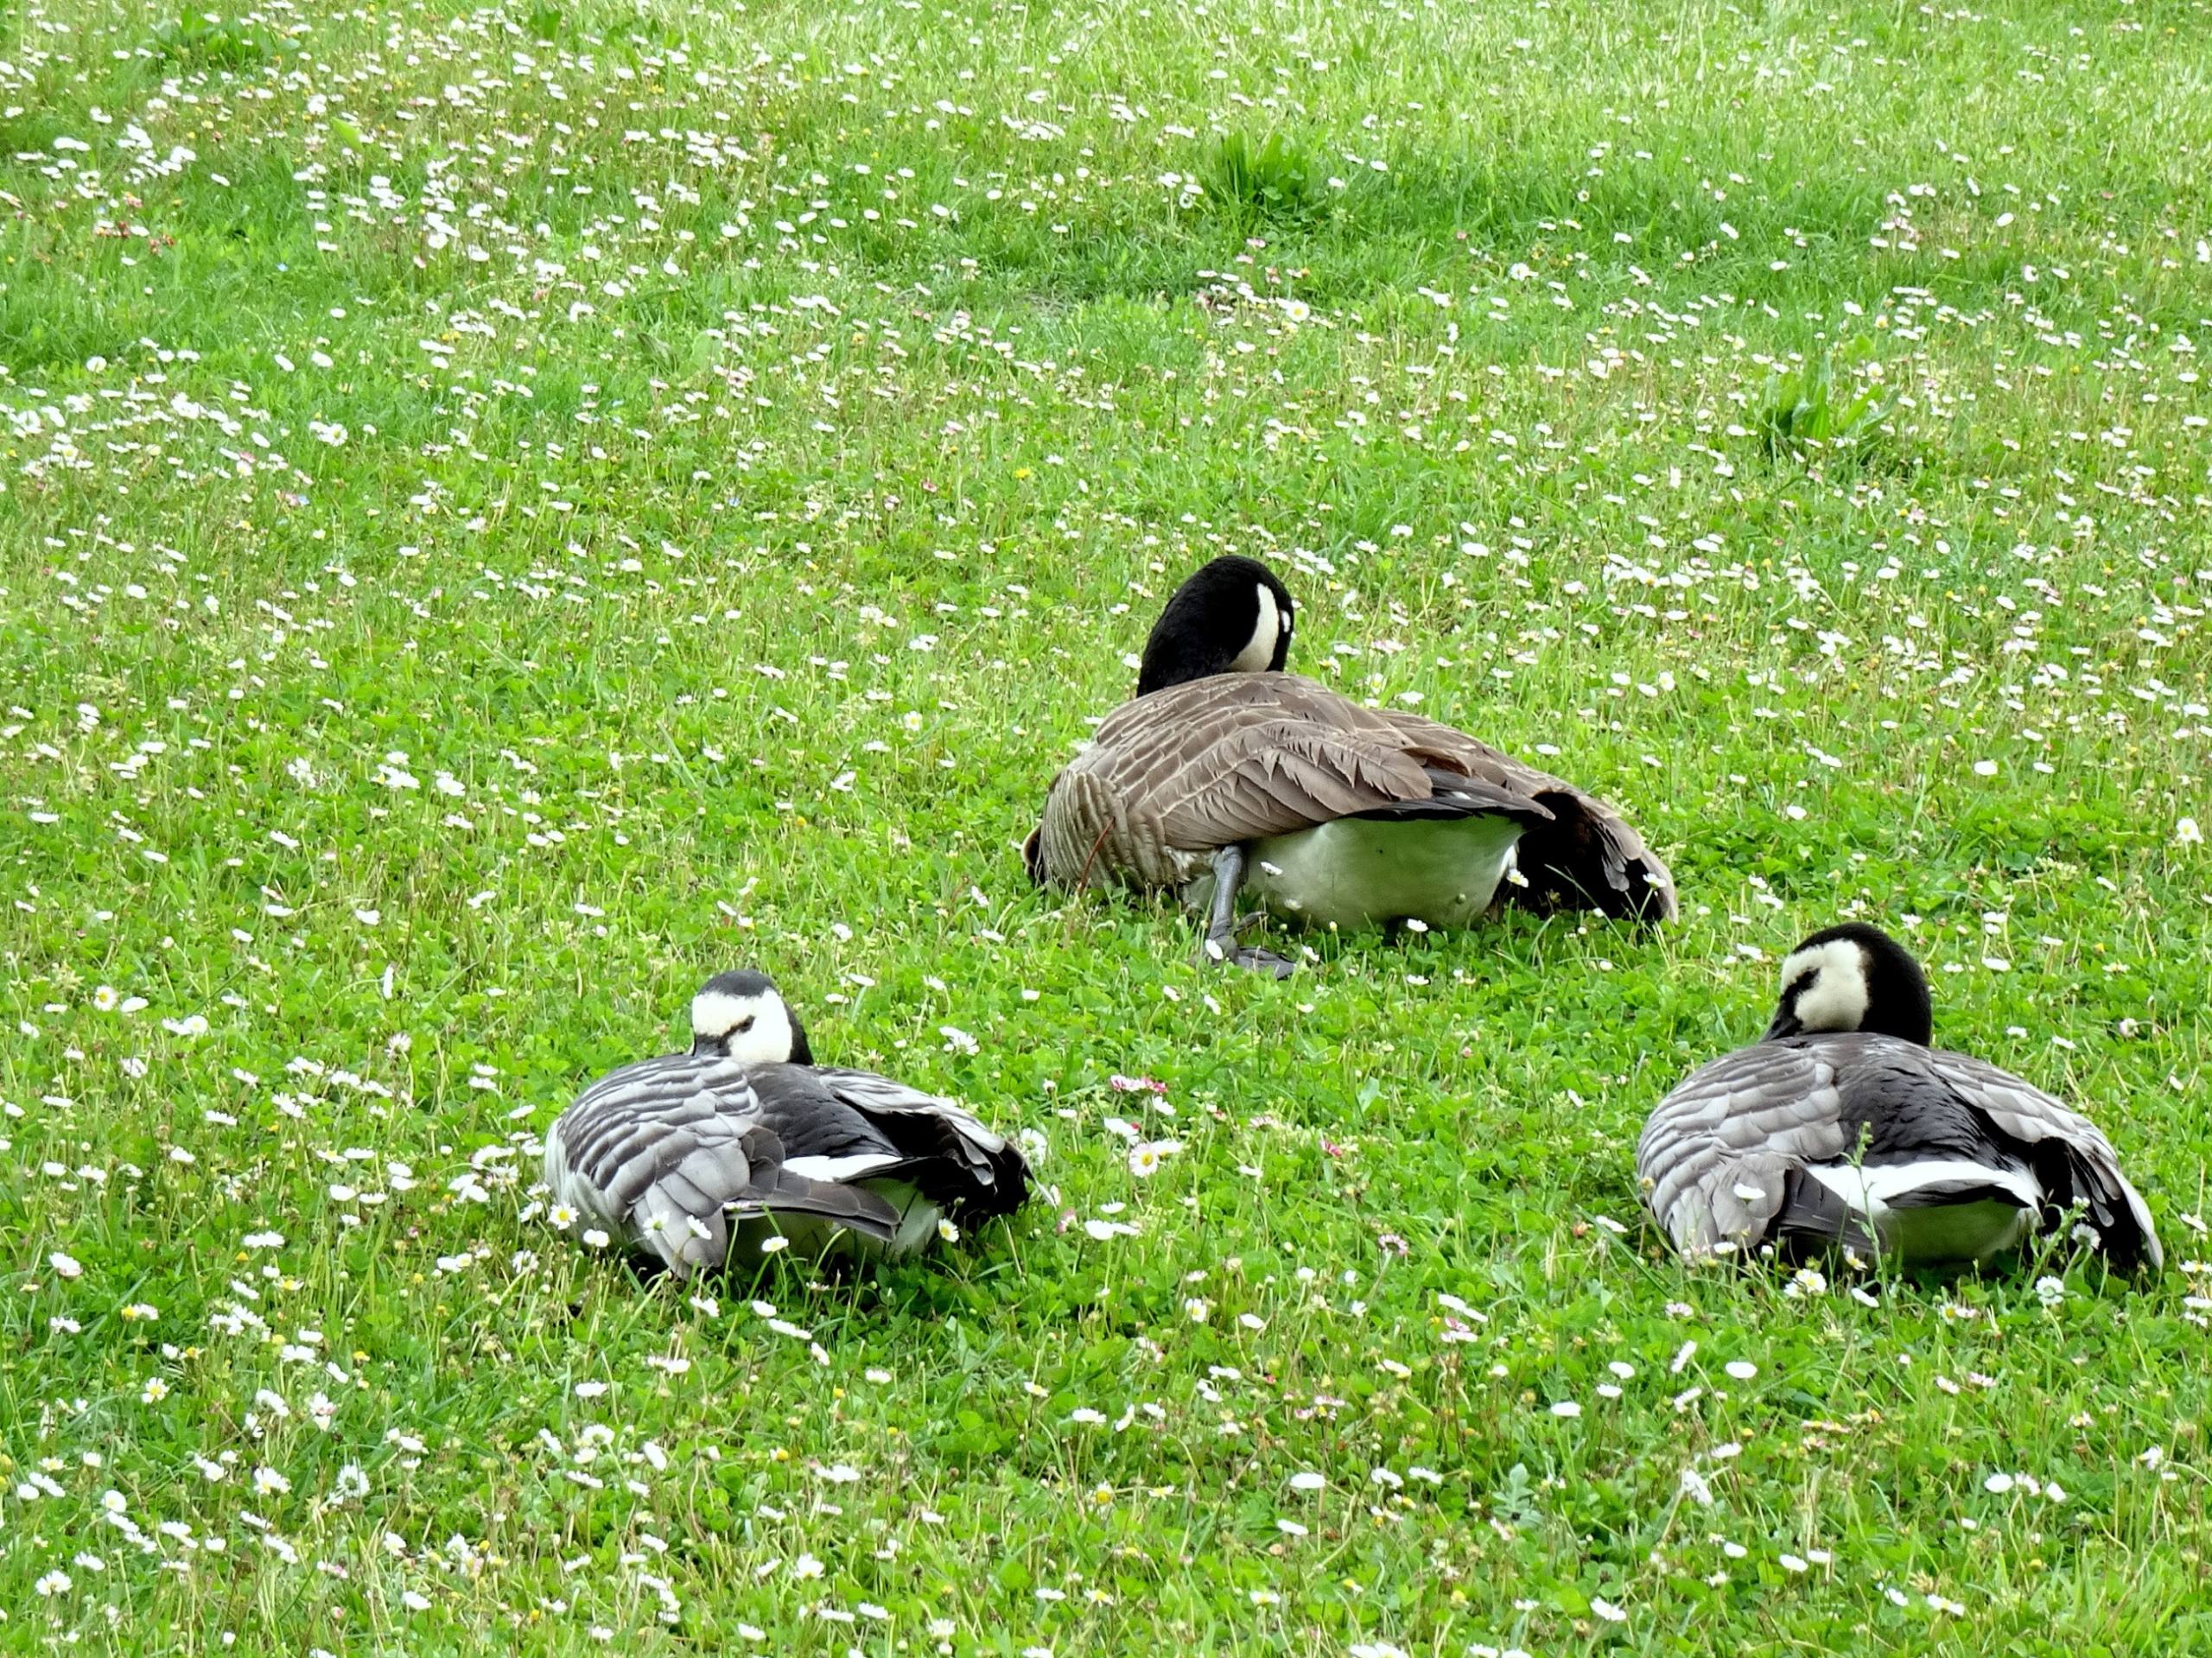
(1033, 674, 1673, 923)
(1145, 720, 1459, 848)
(1045, 676, 1532, 871)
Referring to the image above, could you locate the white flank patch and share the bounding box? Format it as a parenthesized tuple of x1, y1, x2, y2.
(784, 1153, 905, 1183)
(1778, 938, 1871, 1032)
(856, 1178, 944, 1258)
(1802, 1157, 2044, 1218)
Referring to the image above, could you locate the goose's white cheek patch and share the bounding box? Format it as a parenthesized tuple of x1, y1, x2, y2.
(690, 991, 794, 1064)
(690, 989, 760, 1038)
(1778, 940, 1871, 1032)
(1226, 583, 1280, 674)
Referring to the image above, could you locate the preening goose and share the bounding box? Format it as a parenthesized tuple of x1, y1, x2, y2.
(1637, 924, 2161, 1272)
(1023, 555, 1676, 974)
(545, 970, 1029, 1275)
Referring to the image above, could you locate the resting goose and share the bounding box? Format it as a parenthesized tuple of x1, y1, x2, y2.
(545, 970, 1029, 1275)
(1022, 555, 1676, 974)
(1637, 924, 2161, 1272)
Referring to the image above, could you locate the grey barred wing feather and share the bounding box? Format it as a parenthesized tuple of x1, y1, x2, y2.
(808, 1066, 1032, 1220)
(1917, 1049, 2162, 1270)
(1638, 1037, 2163, 1271)
(545, 1054, 899, 1277)
(1636, 1045, 1854, 1259)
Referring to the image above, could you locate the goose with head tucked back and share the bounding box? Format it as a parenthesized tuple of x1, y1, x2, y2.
(1637, 923, 2161, 1273)
(545, 970, 1030, 1276)
(1021, 555, 1676, 974)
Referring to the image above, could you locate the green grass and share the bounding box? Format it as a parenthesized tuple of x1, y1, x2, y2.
(3, 0, 2211, 1651)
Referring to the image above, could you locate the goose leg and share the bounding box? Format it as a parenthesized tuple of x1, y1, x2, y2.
(1200, 846, 1296, 978)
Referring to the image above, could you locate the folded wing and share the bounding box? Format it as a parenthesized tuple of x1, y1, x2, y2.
(1638, 1035, 2160, 1271)
(1917, 1048, 2162, 1270)
(546, 1054, 900, 1277)
(804, 1065, 1026, 1220)
(1636, 1043, 1852, 1258)
(1032, 673, 1671, 919)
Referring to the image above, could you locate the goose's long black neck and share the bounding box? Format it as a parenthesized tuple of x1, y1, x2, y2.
(1135, 556, 1294, 696)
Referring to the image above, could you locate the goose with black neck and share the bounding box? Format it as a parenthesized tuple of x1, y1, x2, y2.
(1023, 555, 1677, 974)
(1638, 923, 2161, 1273)
(545, 970, 1030, 1275)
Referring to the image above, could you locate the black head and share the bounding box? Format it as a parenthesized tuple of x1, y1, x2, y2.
(1134, 555, 1297, 696)
(1764, 923, 1933, 1045)
(689, 969, 813, 1064)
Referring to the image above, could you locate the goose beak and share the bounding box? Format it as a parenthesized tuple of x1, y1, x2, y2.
(1764, 1009, 1803, 1041)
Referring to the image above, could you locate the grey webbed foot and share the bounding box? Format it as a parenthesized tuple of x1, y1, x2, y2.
(1197, 843, 1294, 975)
(1228, 943, 1297, 979)
(1198, 934, 1298, 977)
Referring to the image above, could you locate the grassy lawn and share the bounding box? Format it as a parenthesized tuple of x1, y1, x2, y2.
(3, 0, 2211, 1650)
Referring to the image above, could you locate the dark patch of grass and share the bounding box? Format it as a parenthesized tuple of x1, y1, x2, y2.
(144, 10, 276, 67)
(1199, 130, 1336, 227)
(533, 0, 688, 54)
(1754, 339, 1895, 463)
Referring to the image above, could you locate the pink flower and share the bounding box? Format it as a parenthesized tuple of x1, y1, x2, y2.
(1109, 1074, 1167, 1096)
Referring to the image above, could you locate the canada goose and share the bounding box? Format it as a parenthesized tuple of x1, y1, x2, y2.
(545, 970, 1029, 1275)
(1637, 924, 2161, 1272)
(1022, 555, 1676, 974)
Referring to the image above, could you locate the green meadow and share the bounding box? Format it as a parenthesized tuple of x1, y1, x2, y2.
(2, 0, 2209, 1650)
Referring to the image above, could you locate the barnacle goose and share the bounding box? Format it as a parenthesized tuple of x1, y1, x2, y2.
(1637, 924, 2161, 1272)
(545, 970, 1029, 1275)
(1022, 555, 1675, 975)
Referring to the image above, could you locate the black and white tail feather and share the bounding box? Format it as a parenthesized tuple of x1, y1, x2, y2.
(1637, 924, 2160, 1274)
(545, 971, 1028, 1277)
